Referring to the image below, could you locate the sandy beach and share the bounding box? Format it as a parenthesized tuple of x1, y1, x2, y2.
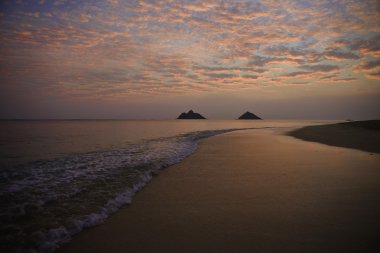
(57, 127, 380, 253)
(288, 120, 380, 154)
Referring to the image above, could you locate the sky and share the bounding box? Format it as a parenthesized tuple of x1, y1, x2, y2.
(0, 0, 379, 119)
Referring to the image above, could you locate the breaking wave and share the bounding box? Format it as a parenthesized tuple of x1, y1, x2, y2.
(0, 128, 244, 253)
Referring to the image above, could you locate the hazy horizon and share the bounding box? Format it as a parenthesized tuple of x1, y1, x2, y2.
(1, 0, 379, 120)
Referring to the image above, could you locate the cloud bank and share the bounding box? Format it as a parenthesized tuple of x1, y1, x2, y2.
(0, 0, 379, 118)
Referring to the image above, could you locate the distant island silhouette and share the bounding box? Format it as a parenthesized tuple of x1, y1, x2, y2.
(238, 111, 262, 120)
(177, 110, 206, 119)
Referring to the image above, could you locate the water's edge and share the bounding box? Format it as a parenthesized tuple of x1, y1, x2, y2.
(51, 128, 255, 252)
(1, 127, 261, 253)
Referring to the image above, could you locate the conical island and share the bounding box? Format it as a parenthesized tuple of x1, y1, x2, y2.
(177, 110, 206, 119)
(238, 111, 261, 120)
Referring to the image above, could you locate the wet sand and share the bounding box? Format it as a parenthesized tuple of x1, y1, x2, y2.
(58, 128, 380, 253)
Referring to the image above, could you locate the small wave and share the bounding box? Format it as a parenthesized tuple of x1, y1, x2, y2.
(0, 128, 247, 253)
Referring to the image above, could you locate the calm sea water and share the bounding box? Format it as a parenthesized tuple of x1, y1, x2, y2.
(0, 120, 328, 252)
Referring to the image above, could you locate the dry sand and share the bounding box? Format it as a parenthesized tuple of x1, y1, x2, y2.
(57, 128, 380, 253)
(288, 120, 380, 154)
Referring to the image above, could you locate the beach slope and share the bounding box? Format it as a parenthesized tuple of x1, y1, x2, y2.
(58, 128, 380, 253)
(288, 120, 380, 153)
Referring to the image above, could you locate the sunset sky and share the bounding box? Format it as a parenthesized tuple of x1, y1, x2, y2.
(0, 0, 379, 119)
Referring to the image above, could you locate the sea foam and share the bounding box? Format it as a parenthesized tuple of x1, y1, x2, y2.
(0, 129, 240, 253)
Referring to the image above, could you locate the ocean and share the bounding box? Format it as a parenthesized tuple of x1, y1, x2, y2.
(0, 120, 327, 252)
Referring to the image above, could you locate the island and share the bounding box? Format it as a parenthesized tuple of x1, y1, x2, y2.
(177, 110, 206, 119)
(238, 111, 262, 120)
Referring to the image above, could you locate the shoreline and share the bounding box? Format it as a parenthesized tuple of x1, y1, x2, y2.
(288, 120, 380, 154)
(57, 127, 380, 253)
